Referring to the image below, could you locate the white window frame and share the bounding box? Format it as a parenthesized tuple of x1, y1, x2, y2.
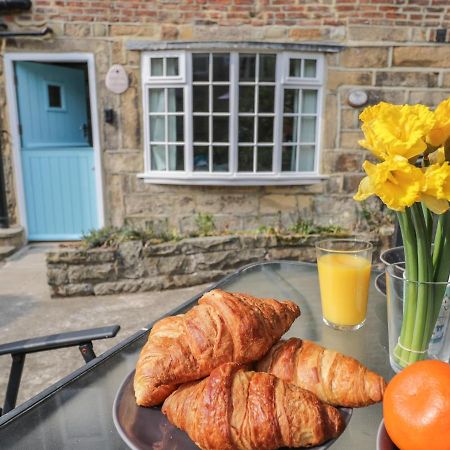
(139, 50, 326, 186)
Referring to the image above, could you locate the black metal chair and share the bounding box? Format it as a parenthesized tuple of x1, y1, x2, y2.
(0, 325, 120, 416)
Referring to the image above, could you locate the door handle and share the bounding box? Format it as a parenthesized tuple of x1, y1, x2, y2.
(80, 123, 89, 139)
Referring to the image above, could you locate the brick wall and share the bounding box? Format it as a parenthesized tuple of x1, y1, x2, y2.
(1, 1, 450, 235)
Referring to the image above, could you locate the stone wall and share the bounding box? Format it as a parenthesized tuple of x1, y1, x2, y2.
(47, 233, 376, 297)
(1, 1, 450, 234)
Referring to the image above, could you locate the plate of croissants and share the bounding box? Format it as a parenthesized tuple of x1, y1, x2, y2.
(113, 289, 386, 450)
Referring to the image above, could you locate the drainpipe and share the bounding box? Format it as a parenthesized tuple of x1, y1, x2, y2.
(0, 130, 9, 229)
(0, 1, 32, 11)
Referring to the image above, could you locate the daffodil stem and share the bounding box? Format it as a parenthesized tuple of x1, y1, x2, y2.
(432, 212, 448, 279)
(421, 202, 433, 248)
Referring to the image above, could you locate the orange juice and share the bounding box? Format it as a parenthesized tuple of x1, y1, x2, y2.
(317, 253, 371, 326)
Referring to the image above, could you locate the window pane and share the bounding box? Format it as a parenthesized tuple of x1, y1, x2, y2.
(283, 117, 298, 143)
(168, 88, 183, 112)
(168, 145, 184, 171)
(213, 85, 229, 112)
(259, 54, 276, 82)
(239, 86, 255, 113)
(238, 146, 254, 172)
(193, 116, 209, 142)
(150, 116, 165, 141)
(149, 89, 164, 112)
(239, 117, 254, 142)
(193, 53, 209, 81)
(304, 59, 317, 78)
(193, 86, 209, 113)
(282, 145, 297, 172)
(239, 54, 256, 81)
(213, 146, 229, 172)
(302, 90, 318, 114)
(300, 117, 316, 143)
(48, 85, 62, 108)
(299, 145, 315, 171)
(194, 146, 209, 171)
(151, 145, 166, 170)
(151, 58, 163, 76)
(257, 147, 273, 172)
(213, 54, 230, 82)
(213, 116, 229, 142)
(289, 58, 301, 77)
(284, 89, 299, 113)
(258, 117, 273, 143)
(168, 116, 184, 141)
(166, 57, 179, 76)
(259, 86, 275, 113)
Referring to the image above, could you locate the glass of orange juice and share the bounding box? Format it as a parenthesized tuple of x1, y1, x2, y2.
(316, 239, 373, 331)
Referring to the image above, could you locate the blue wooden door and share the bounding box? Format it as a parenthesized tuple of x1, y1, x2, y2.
(15, 61, 98, 240)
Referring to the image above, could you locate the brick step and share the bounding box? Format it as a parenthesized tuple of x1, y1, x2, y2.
(0, 245, 15, 261)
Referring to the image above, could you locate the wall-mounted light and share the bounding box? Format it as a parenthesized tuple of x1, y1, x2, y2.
(347, 90, 368, 108)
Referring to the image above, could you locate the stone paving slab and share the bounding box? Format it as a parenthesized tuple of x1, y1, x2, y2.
(0, 244, 209, 409)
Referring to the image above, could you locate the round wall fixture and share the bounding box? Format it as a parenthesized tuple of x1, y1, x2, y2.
(348, 90, 368, 108)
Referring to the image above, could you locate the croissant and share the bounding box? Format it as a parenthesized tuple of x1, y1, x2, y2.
(256, 338, 386, 407)
(162, 362, 344, 450)
(134, 289, 300, 406)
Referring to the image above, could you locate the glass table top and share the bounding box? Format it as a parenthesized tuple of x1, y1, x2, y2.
(0, 261, 393, 449)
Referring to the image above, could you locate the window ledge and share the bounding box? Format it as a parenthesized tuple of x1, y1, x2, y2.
(137, 173, 328, 186)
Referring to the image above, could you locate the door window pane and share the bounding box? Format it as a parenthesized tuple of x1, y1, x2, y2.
(151, 145, 166, 170)
(299, 145, 315, 171)
(194, 146, 209, 171)
(166, 57, 179, 76)
(48, 84, 62, 108)
(239, 117, 254, 142)
(151, 58, 163, 76)
(168, 145, 184, 170)
(213, 146, 229, 172)
(257, 147, 273, 171)
(258, 117, 273, 143)
(193, 54, 209, 81)
(168, 88, 183, 112)
(193, 86, 209, 113)
(238, 146, 254, 172)
(239, 54, 256, 81)
(259, 86, 275, 113)
(284, 89, 299, 113)
(259, 54, 276, 82)
(302, 90, 318, 114)
(239, 86, 255, 113)
(149, 89, 164, 112)
(150, 116, 165, 141)
(304, 59, 317, 78)
(289, 59, 301, 77)
(282, 145, 297, 172)
(213, 85, 229, 112)
(213, 54, 230, 82)
(213, 116, 229, 142)
(193, 116, 209, 142)
(300, 117, 316, 143)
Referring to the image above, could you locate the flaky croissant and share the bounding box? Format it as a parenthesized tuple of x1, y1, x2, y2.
(134, 289, 300, 406)
(256, 338, 386, 407)
(162, 362, 344, 450)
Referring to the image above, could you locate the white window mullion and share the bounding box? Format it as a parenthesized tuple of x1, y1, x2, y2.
(208, 54, 213, 173)
(229, 52, 238, 174)
(164, 87, 169, 170)
(253, 54, 259, 173)
(296, 89, 303, 172)
(185, 54, 193, 173)
(273, 54, 283, 174)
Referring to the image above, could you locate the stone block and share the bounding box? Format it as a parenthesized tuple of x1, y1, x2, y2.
(365, 88, 407, 105)
(51, 283, 94, 298)
(168, 271, 226, 289)
(47, 266, 68, 286)
(275, 235, 312, 247)
(68, 263, 116, 283)
(393, 46, 450, 68)
(93, 23, 107, 37)
(341, 109, 359, 129)
(104, 152, 143, 174)
(340, 130, 364, 149)
(144, 242, 181, 257)
(178, 25, 193, 40)
(120, 87, 142, 149)
(109, 24, 158, 38)
(288, 28, 324, 41)
(348, 25, 410, 42)
(343, 173, 365, 193)
(326, 70, 372, 91)
(327, 152, 364, 173)
(47, 250, 87, 264)
(267, 247, 316, 262)
(264, 26, 287, 40)
(259, 195, 297, 214)
(322, 94, 338, 149)
(375, 71, 438, 88)
(117, 241, 146, 279)
(65, 23, 91, 38)
(157, 255, 195, 275)
(408, 90, 450, 106)
(340, 48, 389, 69)
(179, 236, 242, 254)
(85, 249, 117, 263)
(161, 24, 179, 40)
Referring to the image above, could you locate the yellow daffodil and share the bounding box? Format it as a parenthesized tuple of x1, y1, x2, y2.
(427, 97, 450, 147)
(423, 163, 450, 200)
(359, 102, 435, 161)
(354, 155, 425, 211)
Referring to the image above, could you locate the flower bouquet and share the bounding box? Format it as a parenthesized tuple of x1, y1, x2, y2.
(354, 99, 450, 370)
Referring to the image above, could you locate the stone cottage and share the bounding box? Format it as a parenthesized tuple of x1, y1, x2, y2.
(0, 0, 448, 244)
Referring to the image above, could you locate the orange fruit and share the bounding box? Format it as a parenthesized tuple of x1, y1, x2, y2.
(383, 360, 450, 450)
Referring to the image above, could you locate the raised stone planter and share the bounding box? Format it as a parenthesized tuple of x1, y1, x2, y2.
(46, 233, 380, 297)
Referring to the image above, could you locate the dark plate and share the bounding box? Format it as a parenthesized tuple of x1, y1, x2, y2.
(113, 370, 353, 450)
